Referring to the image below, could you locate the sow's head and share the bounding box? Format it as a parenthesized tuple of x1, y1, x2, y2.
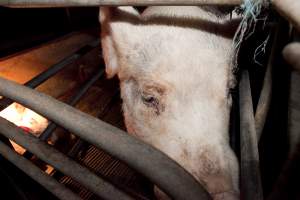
(100, 6, 239, 199)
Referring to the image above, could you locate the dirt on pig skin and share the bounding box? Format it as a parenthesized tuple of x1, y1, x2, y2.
(100, 6, 240, 199)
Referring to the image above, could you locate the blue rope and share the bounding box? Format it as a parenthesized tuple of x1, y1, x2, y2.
(232, 0, 270, 67)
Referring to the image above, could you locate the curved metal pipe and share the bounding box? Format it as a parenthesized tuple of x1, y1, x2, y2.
(0, 77, 211, 200)
(1, 0, 242, 7)
(0, 117, 133, 200)
(283, 42, 300, 72)
(0, 140, 83, 200)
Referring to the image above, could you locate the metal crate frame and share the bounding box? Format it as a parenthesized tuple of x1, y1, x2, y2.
(0, 0, 299, 200)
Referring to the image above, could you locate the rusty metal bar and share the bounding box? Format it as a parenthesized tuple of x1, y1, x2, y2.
(283, 42, 300, 72)
(239, 71, 263, 200)
(272, 0, 300, 32)
(0, 140, 83, 200)
(1, 0, 242, 7)
(0, 117, 133, 200)
(0, 77, 211, 200)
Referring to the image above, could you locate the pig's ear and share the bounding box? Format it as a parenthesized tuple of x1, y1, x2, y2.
(99, 7, 140, 78)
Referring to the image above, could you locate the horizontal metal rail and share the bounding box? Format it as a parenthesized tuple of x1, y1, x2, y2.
(0, 140, 83, 200)
(0, 76, 211, 200)
(239, 71, 263, 200)
(0, 117, 133, 200)
(1, 0, 242, 7)
(0, 39, 100, 111)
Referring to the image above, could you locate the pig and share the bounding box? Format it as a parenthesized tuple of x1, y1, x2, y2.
(100, 6, 239, 200)
(0, 103, 49, 135)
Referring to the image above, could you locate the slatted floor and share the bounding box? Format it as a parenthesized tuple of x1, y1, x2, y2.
(54, 76, 154, 200)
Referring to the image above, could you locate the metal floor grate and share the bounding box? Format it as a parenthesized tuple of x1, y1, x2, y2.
(56, 77, 153, 200)
(59, 145, 153, 200)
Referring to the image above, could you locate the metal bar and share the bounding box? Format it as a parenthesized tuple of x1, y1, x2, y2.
(0, 39, 100, 111)
(255, 60, 272, 140)
(272, 0, 300, 32)
(39, 69, 105, 141)
(255, 23, 285, 141)
(283, 42, 300, 72)
(0, 140, 83, 200)
(239, 71, 263, 200)
(266, 143, 300, 200)
(68, 139, 87, 158)
(0, 166, 29, 200)
(0, 76, 211, 200)
(23, 69, 104, 158)
(254, 27, 281, 141)
(1, 0, 242, 7)
(38, 123, 58, 141)
(69, 69, 105, 106)
(0, 117, 133, 200)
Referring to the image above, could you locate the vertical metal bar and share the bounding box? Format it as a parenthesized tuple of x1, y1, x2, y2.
(254, 50, 273, 140)
(239, 71, 263, 200)
(0, 117, 134, 200)
(272, 0, 300, 32)
(255, 25, 282, 141)
(266, 143, 300, 200)
(0, 140, 83, 200)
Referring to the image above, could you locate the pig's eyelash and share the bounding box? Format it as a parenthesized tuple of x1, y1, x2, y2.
(141, 93, 159, 108)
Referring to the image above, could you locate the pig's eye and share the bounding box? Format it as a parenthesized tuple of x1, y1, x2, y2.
(141, 94, 159, 108)
(139, 85, 165, 115)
